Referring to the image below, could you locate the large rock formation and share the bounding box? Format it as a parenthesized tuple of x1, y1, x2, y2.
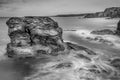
(103, 7, 120, 18)
(6, 17, 66, 58)
(6, 17, 120, 80)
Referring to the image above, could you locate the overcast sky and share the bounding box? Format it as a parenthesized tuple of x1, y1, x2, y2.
(0, 0, 120, 16)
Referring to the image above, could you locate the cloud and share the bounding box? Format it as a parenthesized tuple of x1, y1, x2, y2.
(0, 0, 120, 16)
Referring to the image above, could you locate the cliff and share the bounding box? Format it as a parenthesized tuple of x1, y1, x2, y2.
(6, 17, 66, 58)
(55, 7, 120, 18)
(103, 7, 120, 18)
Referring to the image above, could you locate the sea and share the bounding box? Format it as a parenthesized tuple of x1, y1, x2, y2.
(0, 17, 119, 80)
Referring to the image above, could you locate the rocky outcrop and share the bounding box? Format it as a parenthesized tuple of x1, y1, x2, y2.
(6, 17, 66, 58)
(103, 7, 120, 18)
(91, 29, 115, 35)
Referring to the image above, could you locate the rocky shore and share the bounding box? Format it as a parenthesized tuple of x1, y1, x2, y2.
(91, 20, 120, 35)
(75, 20, 120, 48)
(5, 17, 120, 80)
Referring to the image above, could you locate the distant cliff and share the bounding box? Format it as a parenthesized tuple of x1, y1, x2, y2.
(55, 7, 120, 18)
(103, 7, 120, 18)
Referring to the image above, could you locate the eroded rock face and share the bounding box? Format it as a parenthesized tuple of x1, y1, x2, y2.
(103, 7, 120, 18)
(6, 17, 65, 58)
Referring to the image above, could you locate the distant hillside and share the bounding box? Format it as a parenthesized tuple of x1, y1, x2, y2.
(55, 7, 120, 18)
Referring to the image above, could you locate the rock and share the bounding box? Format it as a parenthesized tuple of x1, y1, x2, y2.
(83, 12, 104, 18)
(103, 7, 120, 18)
(91, 29, 115, 35)
(116, 20, 120, 35)
(66, 42, 97, 55)
(9, 31, 31, 47)
(6, 17, 25, 35)
(6, 17, 66, 58)
(6, 43, 34, 58)
(111, 57, 120, 70)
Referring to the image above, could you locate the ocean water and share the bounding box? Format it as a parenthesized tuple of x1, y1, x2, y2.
(0, 17, 119, 80)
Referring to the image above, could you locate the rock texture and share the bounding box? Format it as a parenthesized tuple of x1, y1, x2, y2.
(91, 29, 115, 35)
(103, 7, 120, 18)
(6, 17, 66, 58)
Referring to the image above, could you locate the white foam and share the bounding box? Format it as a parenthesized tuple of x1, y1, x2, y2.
(75, 29, 120, 48)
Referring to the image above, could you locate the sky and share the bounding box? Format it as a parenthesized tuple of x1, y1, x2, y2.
(0, 0, 120, 16)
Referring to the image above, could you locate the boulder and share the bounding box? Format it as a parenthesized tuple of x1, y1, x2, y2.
(116, 20, 120, 35)
(6, 17, 66, 58)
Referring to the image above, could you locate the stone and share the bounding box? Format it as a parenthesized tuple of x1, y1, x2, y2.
(9, 32, 31, 47)
(6, 17, 25, 35)
(6, 43, 34, 58)
(91, 29, 115, 35)
(6, 17, 66, 58)
(116, 20, 120, 35)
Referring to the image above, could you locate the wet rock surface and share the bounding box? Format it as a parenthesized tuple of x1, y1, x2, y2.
(5, 17, 120, 80)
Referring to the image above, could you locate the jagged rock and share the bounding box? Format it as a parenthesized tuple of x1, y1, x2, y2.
(9, 31, 31, 47)
(111, 57, 120, 70)
(6, 17, 66, 58)
(66, 42, 96, 55)
(103, 7, 120, 18)
(6, 17, 25, 35)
